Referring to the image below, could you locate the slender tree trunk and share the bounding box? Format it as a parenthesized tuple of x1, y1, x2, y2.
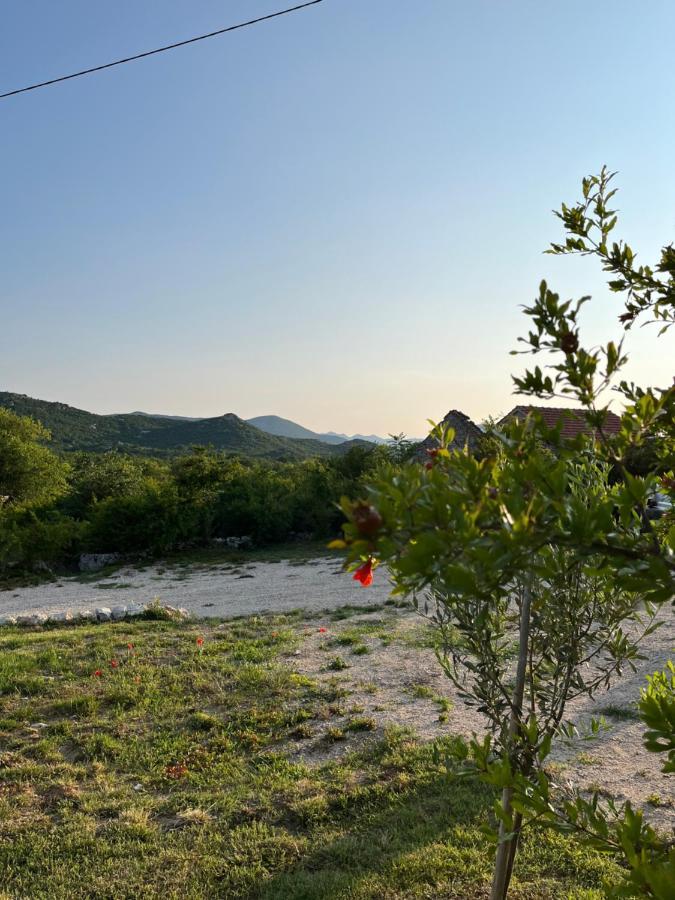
(503, 811, 523, 892)
(490, 582, 533, 900)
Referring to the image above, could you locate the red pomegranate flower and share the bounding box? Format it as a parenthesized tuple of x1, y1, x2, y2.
(425, 448, 440, 471)
(352, 502, 383, 538)
(353, 558, 374, 587)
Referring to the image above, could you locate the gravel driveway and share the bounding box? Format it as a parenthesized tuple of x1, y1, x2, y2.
(0, 557, 392, 620)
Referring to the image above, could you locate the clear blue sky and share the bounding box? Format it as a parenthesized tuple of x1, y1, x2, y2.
(2, 0, 673, 436)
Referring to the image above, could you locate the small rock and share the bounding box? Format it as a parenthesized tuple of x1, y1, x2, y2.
(49, 610, 74, 623)
(0, 615, 17, 626)
(110, 606, 128, 621)
(77, 609, 96, 621)
(133, 783, 143, 792)
(16, 613, 48, 627)
(156, 604, 191, 621)
(126, 603, 146, 618)
(96, 607, 112, 622)
(224, 536, 253, 550)
(79, 553, 120, 573)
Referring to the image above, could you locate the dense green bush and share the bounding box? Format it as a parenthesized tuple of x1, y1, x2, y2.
(0, 507, 83, 572)
(84, 482, 182, 555)
(63, 451, 166, 516)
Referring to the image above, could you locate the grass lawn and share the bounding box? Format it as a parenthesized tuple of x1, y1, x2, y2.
(0, 615, 622, 899)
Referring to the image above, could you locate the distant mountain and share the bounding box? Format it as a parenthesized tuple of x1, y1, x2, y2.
(128, 411, 203, 422)
(0, 393, 372, 460)
(247, 415, 388, 445)
(247, 415, 345, 444)
(323, 431, 390, 445)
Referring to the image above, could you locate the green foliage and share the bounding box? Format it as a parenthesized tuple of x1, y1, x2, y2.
(0, 392, 374, 460)
(85, 481, 183, 554)
(0, 410, 78, 573)
(0, 442, 383, 576)
(341, 169, 674, 899)
(547, 167, 675, 330)
(640, 662, 675, 774)
(65, 451, 159, 514)
(0, 507, 83, 571)
(0, 408, 69, 507)
(0, 394, 172, 453)
(488, 663, 675, 899)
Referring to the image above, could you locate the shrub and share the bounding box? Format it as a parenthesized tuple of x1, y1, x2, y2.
(0, 507, 82, 573)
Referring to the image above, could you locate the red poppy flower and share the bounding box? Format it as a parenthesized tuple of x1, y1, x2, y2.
(196, 636, 204, 647)
(93, 669, 103, 678)
(127, 643, 134, 650)
(353, 558, 374, 587)
(318, 627, 327, 634)
(110, 659, 119, 669)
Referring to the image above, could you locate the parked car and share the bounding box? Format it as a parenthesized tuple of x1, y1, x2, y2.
(645, 489, 673, 521)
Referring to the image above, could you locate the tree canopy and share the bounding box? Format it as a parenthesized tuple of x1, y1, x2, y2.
(0, 409, 69, 508)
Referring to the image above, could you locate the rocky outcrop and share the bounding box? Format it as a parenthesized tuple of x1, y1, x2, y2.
(79, 553, 121, 572)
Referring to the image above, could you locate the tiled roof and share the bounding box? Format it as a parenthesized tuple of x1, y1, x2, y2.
(500, 406, 621, 440)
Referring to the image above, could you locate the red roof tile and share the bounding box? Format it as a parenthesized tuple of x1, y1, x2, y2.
(500, 406, 621, 440)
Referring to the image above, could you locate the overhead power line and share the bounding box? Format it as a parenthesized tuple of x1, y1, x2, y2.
(0, 0, 324, 100)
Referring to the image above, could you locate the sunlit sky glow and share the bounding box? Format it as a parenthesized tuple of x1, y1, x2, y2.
(2, 0, 673, 437)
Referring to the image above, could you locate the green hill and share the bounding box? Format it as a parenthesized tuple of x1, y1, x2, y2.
(0, 393, 370, 460)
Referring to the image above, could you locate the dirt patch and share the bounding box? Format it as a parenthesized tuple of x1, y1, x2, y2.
(283, 606, 675, 830)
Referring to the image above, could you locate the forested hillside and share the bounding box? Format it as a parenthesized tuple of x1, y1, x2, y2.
(0, 393, 368, 459)
(0, 403, 387, 577)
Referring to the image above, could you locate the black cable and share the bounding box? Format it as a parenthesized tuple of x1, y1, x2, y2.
(0, 0, 324, 100)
